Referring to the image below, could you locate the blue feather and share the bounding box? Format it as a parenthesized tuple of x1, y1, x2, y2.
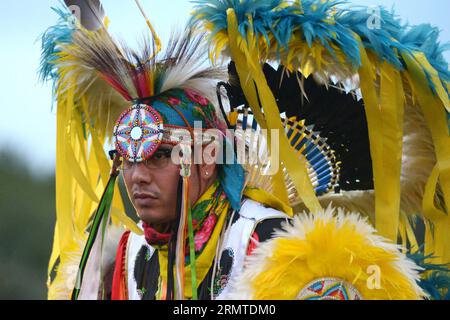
(407, 249, 450, 300)
(191, 0, 362, 66)
(401, 24, 450, 81)
(191, 0, 449, 101)
(336, 5, 406, 69)
(39, 6, 76, 83)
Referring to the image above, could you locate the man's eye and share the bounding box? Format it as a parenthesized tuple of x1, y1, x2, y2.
(123, 161, 133, 168)
(153, 150, 171, 159)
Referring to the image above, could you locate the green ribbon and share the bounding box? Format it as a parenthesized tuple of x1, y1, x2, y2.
(187, 205, 198, 300)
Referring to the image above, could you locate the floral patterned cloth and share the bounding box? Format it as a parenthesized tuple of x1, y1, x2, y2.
(188, 181, 228, 260)
(146, 88, 226, 131)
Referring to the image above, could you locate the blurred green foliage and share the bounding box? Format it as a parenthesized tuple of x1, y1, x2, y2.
(0, 149, 55, 299)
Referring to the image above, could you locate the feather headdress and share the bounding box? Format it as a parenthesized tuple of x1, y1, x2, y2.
(40, 6, 227, 299)
(40, 0, 450, 300)
(191, 0, 450, 266)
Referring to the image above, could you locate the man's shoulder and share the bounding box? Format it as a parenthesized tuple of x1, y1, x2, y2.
(237, 198, 292, 245)
(238, 198, 291, 222)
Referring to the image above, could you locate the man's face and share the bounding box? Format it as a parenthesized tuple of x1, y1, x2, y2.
(122, 144, 202, 226)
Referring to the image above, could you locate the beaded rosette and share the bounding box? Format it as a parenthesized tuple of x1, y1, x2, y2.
(113, 104, 164, 162)
(296, 277, 363, 300)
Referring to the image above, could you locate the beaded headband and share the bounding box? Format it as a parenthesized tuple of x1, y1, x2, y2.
(113, 102, 220, 162)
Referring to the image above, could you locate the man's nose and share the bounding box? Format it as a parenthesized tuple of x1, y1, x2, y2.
(129, 163, 153, 185)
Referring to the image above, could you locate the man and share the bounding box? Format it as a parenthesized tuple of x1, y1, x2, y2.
(41, 8, 294, 299)
(41, 0, 450, 300)
(108, 89, 292, 300)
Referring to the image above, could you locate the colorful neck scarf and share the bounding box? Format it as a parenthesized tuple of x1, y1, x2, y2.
(142, 223, 172, 246)
(153, 180, 231, 299)
(142, 180, 226, 250)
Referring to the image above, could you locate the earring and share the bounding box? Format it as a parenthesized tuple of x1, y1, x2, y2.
(205, 171, 209, 176)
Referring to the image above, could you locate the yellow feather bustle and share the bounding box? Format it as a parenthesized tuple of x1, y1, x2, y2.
(193, 3, 450, 264)
(223, 206, 426, 300)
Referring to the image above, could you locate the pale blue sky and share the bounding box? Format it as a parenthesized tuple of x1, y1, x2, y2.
(0, 0, 449, 174)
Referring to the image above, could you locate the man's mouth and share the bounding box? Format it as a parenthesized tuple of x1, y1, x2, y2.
(133, 192, 158, 206)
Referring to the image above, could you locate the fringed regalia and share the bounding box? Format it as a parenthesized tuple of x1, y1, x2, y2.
(40, 0, 450, 300)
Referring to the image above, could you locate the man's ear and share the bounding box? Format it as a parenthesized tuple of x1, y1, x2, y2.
(199, 161, 217, 180)
(199, 140, 220, 180)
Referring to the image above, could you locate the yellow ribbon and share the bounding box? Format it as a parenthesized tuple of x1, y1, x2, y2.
(403, 51, 450, 264)
(357, 41, 405, 242)
(414, 52, 450, 112)
(422, 164, 450, 264)
(49, 88, 76, 297)
(244, 188, 293, 216)
(226, 8, 321, 214)
(378, 61, 405, 242)
(49, 77, 141, 298)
